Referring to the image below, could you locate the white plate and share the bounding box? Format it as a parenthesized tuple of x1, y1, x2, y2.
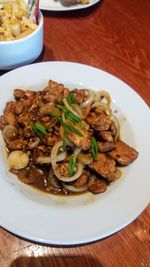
(0, 61, 150, 246)
(39, 0, 100, 11)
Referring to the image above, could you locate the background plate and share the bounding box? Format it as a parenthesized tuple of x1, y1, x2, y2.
(39, 0, 100, 11)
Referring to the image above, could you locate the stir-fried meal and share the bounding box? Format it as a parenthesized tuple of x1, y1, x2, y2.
(0, 80, 138, 195)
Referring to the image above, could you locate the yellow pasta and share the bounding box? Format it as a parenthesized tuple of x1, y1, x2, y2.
(0, 0, 37, 41)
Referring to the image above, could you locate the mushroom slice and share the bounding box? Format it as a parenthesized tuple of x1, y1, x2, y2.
(2, 124, 18, 143)
(8, 150, 29, 170)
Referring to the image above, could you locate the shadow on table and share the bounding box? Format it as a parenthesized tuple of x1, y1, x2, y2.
(9, 254, 102, 267)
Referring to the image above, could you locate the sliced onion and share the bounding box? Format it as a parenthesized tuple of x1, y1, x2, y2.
(48, 169, 62, 188)
(28, 137, 40, 149)
(56, 151, 67, 162)
(74, 147, 81, 156)
(50, 140, 64, 167)
(94, 91, 111, 106)
(92, 102, 112, 116)
(80, 89, 95, 108)
(62, 182, 88, 192)
(37, 156, 51, 164)
(2, 124, 19, 143)
(110, 115, 120, 141)
(53, 162, 84, 182)
(63, 98, 84, 119)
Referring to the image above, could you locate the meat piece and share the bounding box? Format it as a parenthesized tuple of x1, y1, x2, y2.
(8, 139, 27, 150)
(56, 162, 69, 177)
(46, 133, 61, 147)
(14, 100, 24, 115)
(78, 152, 93, 164)
(73, 89, 88, 104)
(66, 119, 92, 150)
(43, 80, 68, 104)
(98, 141, 115, 152)
(67, 128, 92, 150)
(86, 111, 112, 131)
(99, 131, 114, 142)
(108, 140, 138, 166)
(88, 178, 107, 194)
(89, 153, 117, 180)
(73, 170, 90, 187)
(0, 115, 5, 130)
(4, 101, 18, 127)
(13, 89, 25, 99)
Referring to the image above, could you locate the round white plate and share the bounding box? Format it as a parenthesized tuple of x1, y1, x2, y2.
(39, 0, 100, 11)
(0, 61, 150, 246)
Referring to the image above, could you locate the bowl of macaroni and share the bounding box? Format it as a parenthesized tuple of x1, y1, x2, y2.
(0, 0, 43, 70)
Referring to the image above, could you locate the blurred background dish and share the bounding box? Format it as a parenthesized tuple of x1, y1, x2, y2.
(39, 0, 100, 11)
(0, 11, 43, 70)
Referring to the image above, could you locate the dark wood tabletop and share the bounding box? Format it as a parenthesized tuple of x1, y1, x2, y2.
(0, 0, 150, 266)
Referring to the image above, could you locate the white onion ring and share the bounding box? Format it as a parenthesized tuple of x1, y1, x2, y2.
(62, 183, 88, 192)
(54, 162, 84, 182)
(50, 141, 64, 167)
(63, 98, 84, 119)
(56, 151, 67, 162)
(95, 91, 111, 106)
(74, 147, 81, 156)
(48, 169, 61, 188)
(80, 90, 95, 108)
(111, 115, 120, 141)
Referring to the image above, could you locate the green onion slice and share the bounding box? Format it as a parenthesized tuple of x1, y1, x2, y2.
(91, 137, 98, 161)
(68, 154, 77, 176)
(32, 122, 47, 138)
(50, 111, 83, 137)
(56, 104, 81, 124)
(67, 93, 76, 104)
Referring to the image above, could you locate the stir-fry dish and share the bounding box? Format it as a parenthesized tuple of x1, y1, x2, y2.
(0, 80, 138, 195)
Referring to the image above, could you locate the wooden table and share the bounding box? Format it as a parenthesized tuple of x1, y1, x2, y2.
(0, 0, 150, 266)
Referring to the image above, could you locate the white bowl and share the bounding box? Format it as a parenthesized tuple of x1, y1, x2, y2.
(0, 11, 43, 70)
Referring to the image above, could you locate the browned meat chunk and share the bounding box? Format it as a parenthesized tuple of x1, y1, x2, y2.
(56, 162, 69, 177)
(13, 89, 25, 99)
(73, 170, 90, 187)
(77, 152, 93, 164)
(4, 101, 18, 127)
(86, 111, 112, 131)
(89, 153, 118, 180)
(68, 130, 92, 150)
(99, 131, 114, 142)
(73, 89, 88, 104)
(8, 139, 27, 150)
(108, 140, 138, 166)
(88, 178, 107, 194)
(43, 80, 69, 104)
(67, 121, 92, 150)
(98, 141, 115, 152)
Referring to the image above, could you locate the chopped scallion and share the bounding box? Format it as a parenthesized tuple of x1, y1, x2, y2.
(68, 154, 76, 176)
(91, 137, 98, 161)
